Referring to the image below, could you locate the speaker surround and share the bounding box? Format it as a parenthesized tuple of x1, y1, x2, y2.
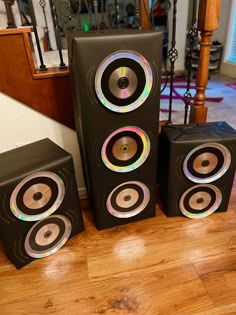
(158, 121, 236, 219)
(68, 30, 162, 229)
(0, 139, 84, 268)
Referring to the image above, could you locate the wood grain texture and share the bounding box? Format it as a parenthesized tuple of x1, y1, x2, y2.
(198, 0, 221, 31)
(0, 178, 235, 314)
(0, 27, 32, 35)
(0, 28, 74, 129)
(189, 29, 212, 123)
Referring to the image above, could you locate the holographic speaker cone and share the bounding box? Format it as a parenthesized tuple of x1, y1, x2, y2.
(101, 126, 151, 172)
(106, 181, 150, 218)
(10, 171, 65, 221)
(24, 215, 72, 258)
(95, 50, 153, 113)
(179, 184, 222, 219)
(183, 143, 231, 183)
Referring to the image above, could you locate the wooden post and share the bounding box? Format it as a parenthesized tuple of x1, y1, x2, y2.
(140, 0, 151, 29)
(189, 0, 221, 123)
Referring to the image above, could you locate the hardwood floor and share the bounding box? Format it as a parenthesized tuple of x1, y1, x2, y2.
(0, 177, 236, 314)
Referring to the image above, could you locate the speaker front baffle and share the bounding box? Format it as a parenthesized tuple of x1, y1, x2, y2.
(0, 139, 84, 269)
(68, 30, 163, 229)
(158, 121, 236, 219)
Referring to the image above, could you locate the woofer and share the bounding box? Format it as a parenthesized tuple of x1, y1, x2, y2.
(179, 184, 222, 219)
(10, 171, 65, 221)
(95, 50, 153, 113)
(24, 215, 72, 258)
(101, 126, 150, 172)
(106, 181, 150, 218)
(183, 143, 231, 183)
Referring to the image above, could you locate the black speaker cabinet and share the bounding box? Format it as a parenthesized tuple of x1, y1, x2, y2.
(0, 139, 84, 269)
(68, 30, 162, 229)
(158, 121, 236, 219)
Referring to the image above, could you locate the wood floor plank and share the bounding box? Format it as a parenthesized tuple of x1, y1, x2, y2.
(0, 235, 89, 306)
(0, 264, 214, 315)
(194, 255, 236, 308)
(196, 303, 236, 315)
(0, 169, 235, 314)
(86, 210, 236, 281)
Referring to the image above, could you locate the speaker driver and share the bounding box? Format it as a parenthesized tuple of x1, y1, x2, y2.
(106, 181, 150, 218)
(109, 67, 138, 99)
(10, 172, 65, 221)
(101, 126, 150, 172)
(25, 215, 72, 258)
(95, 50, 153, 113)
(183, 143, 231, 183)
(179, 184, 222, 219)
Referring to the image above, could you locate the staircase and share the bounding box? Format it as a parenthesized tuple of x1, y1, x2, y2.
(0, 27, 74, 129)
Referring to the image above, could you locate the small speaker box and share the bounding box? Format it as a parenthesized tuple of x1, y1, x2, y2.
(158, 121, 236, 218)
(0, 139, 84, 269)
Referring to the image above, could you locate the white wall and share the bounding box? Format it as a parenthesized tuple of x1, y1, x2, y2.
(0, 92, 86, 198)
(214, 0, 236, 78)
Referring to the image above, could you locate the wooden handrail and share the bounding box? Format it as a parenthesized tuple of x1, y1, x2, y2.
(189, 0, 221, 123)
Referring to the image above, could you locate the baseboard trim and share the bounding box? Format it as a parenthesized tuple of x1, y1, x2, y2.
(220, 62, 236, 78)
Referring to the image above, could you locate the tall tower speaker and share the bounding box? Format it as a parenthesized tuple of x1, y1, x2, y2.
(0, 139, 84, 269)
(158, 121, 236, 219)
(68, 30, 162, 229)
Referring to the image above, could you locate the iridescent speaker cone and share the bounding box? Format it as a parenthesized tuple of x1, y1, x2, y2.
(23, 183, 52, 209)
(183, 143, 231, 183)
(10, 171, 65, 221)
(112, 136, 138, 161)
(101, 126, 150, 172)
(95, 50, 153, 113)
(24, 215, 72, 258)
(106, 181, 150, 218)
(179, 184, 222, 219)
(108, 67, 138, 99)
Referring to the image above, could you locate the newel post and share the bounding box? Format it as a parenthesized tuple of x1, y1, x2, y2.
(189, 0, 221, 123)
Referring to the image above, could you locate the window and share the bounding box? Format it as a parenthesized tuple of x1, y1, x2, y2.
(226, 0, 236, 63)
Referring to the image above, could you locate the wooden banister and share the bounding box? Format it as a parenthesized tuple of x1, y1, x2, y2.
(0, 27, 74, 129)
(189, 0, 221, 123)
